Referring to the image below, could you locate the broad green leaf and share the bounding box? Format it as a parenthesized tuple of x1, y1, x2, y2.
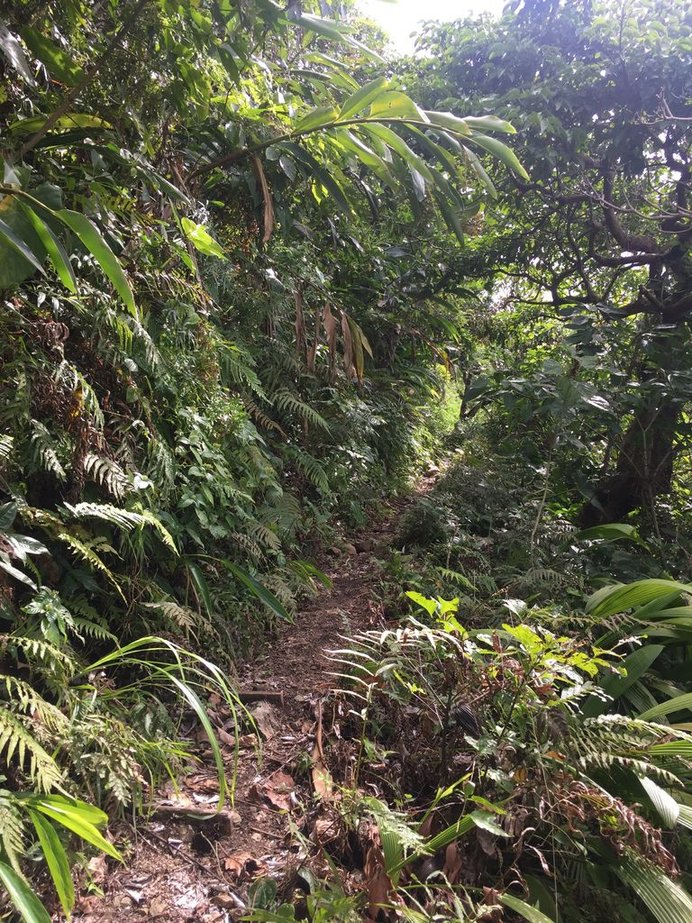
(499, 893, 556, 923)
(462, 144, 497, 197)
(24, 795, 109, 827)
(0, 860, 51, 923)
(581, 645, 664, 718)
(639, 777, 679, 828)
(29, 810, 75, 916)
(406, 591, 438, 616)
(615, 855, 692, 923)
(20, 26, 84, 85)
(363, 123, 435, 182)
(30, 802, 121, 860)
(0, 22, 35, 85)
(639, 692, 692, 722)
(295, 105, 339, 133)
(370, 91, 427, 121)
(0, 215, 46, 277)
(463, 115, 516, 134)
(180, 217, 227, 260)
(468, 132, 529, 180)
(56, 209, 136, 314)
(338, 76, 390, 120)
(577, 523, 639, 542)
(9, 113, 112, 135)
(288, 12, 385, 63)
(426, 111, 471, 135)
(225, 561, 292, 621)
(586, 579, 692, 620)
(18, 201, 77, 292)
(471, 810, 509, 837)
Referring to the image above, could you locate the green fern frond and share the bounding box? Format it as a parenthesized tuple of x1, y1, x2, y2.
(0, 675, 69, 733)
(247, 521, 281, 551)
(285, 447, 330, 492)
(145, 435, 177, 493)
(0, 708, 64, 792)
(242, 397, 287, 436)
(61, 501, 144, 531)
(56, 530, 124, 598)
(220, 342, 264, 395)
(83, 453, 131, 501)
(232, 531, 265, 562)
(30, 420, 66, 481)
(54, 361, 104, 429)
(0, 434, 13, 462)
(273, 389, 331, 432)
(0, 789, 25, 871)
(142, 600, 197, 632)
(135, 507, 178, 552)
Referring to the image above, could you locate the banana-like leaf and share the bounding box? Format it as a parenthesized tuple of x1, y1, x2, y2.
(295, 105, 339, 133)
(369, 91, 426, 121)
(577, 523, 640, 542)
(181, 217, 227, 259)
(0, 860, 51, 923)
(20, 26, 84, 85)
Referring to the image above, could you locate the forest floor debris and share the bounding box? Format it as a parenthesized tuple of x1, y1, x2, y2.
(71, 494, 419, 922)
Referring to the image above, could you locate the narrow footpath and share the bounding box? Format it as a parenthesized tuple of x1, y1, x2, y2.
(72, 494, 418, 923)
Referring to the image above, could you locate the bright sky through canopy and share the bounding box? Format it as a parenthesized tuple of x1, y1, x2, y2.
(358, 0, 505, 52)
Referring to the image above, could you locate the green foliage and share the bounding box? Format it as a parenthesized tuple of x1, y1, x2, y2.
(326, 584, 692, 921)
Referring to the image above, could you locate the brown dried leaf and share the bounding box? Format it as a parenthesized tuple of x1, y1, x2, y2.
(251, 154, 274, 244)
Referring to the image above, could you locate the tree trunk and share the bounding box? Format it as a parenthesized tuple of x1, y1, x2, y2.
(578, 398, 679, 527)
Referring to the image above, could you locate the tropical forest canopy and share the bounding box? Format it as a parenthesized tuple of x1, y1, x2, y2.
(0, 0, 691, 921)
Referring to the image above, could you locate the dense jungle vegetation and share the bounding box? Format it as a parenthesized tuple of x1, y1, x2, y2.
(0, 0, 691, 920)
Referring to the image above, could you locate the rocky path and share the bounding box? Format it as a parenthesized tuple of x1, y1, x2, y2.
(72, 496, 414, 923)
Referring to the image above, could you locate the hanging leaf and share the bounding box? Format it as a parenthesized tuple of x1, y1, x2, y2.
(180, 217, 227, 260)
(225, 561, 292, 621)
(250, 155, 274, 244)
(18, 201, 77, 292)
(499, 893, 556, 923)
(338, 76, 390, 120)
(467, 132, 529, 180)
(56, 209, 137, 314)
(29, 810, 75, 917)
(0, 22, 35, 85)
(20, 26, 84, 85)
(369, 91, 426, 121)
(426, 111, 471, 136)
(0, 214, 46, 279)
(295, 105, 339, 133)
(639, 777, 680, 829)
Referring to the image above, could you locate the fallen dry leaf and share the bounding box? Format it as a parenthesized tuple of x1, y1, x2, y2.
(224, 851, 266, 881)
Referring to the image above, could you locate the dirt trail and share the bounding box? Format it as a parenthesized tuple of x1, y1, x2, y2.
(72, 495, 416, 923)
